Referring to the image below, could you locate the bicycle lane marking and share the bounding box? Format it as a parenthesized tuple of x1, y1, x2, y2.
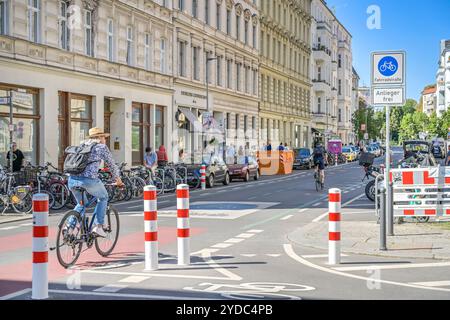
(283, 244, 450, 294)
(311, 193, 366, 223)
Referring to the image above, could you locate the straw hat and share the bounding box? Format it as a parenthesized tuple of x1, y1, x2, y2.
(88, 127, 110, 138)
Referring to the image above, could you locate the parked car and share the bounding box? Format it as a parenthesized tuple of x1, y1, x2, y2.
(186, 154, 230, 188)
(350, 146, 360, 160)
(293, 148, 313, 170)
(228, 156, 260, 182)
(432, 144, 445, 159)
(366, 145, 379, 157)
(342, 147, 357, 162)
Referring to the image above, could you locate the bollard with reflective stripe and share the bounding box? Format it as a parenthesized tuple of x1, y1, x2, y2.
(335, 154, 338, 167)
(144, 185, 158, 271)
(177, 184, 190, 265)
(200, 164, 206, 190)
(328, 188, 341, 265)
(32, 194, 49, 300)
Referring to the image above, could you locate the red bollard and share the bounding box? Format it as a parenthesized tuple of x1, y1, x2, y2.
(200, 164, 206, 190)
(144, 185, 158, 271)
(177, 184, 190, 265)
(328, 188, 341, 265)
(32, 193, 49, 300)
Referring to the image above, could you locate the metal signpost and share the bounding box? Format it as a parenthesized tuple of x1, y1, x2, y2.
(371, 51, 406, 247)
(0, 92, 14, 173)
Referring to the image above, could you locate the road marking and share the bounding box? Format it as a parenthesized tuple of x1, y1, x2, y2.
(236, 233, 256, 239)
(344, 191, 350, 194)
(46, 289, 215, 300)
(19, 223, 32, 226)
(267, 254, 282, 257)
(127, 205, 143, 209)
(312, 203, 321, 207)
(312, 211, 329, 223)
(298, 208, 308, 213)
(281, 215, 293, 221)
(94, 284, 129, 293)
(410, 281, 450, 287)
(119, 276, 150, 283)
(212, 243, 233, 249)
(192, 248, 220, 255)
(0, 288, 32, 300)
(248, 229, 264, 233)
(241, 254, 257, 257)
(283, 244, 450, 293)
(224, 238, 245, 244)
(312, 193, 366, 222)
(0, 226, 19, 230)
(247, 196, 257, 200)
(333, 261, 450, 272)
(301, 254, 349, 259)
(82, 269, 237, 281)
(201, 251, 242, 281)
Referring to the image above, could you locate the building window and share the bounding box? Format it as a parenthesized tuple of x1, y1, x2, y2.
(235, 114, 239, 131)
(338, 54, 342, 68)
(244, 20, 248, 45)
(338, 108, 342, 122)
(155, 106, 165, 150)
(0, 0, 9, 35)
(179, 0, 184, 11)
(84, 10, 93, 57)
(107, 19, 114, 61)
(28, 0, 40, 43)
(338, 80, 342, 95)
(227, 59, 232, 89)
(193, 46, 200, 80)
(58, 1, 70, 50)
(226, 9, 231, 35)
(58, 92, 92, 168)
(144, 33, 152, 70)
(205, 0, 209, 24)
(179, 41, 186, 77)
(317, 97, 321, 113)
(126, 26, 134, 66)
(252, 116, 256, 139)
(0, 85, 40, 167)
(192, 0, 198, 18)
(216, 55, 222, 86)
(132, 103, 150, 165)
(253, 69, 257, 96)
(216, 2, 221, 30)
(252, 24, 256, 48)
(244, 67, 249, 94)
(160, 39, 166, 73)
(236, 63, 241, 92)
(244, 115, 248, 137)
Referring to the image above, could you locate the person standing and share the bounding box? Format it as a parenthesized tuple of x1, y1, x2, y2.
(156, 145, 168, 167)
(266, 141, 272, 151)
(284, 143, 289, 151)
(277, 143, 285, 151)
(6, 142, 24, 172)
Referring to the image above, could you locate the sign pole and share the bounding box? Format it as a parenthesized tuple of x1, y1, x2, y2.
(385, 105, 393, 235)
(9, 90, 14, 174)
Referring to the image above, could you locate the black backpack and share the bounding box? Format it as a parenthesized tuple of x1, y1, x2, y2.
(63, 143, 97, 174)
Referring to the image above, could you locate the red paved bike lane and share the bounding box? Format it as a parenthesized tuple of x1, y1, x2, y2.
(0, 226, 206, 297)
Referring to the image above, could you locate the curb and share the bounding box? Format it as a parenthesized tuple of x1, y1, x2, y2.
(0, 215, 32, 225)
(286, 228, 450, 262)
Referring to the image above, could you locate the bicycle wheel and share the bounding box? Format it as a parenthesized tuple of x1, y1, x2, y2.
(56, 210, 83, 268)
(163, 175, 176, 193)
(152, 176, 164, 195)
(95, 206, 120, 257)
(11, 191, 33, 214)
(129, 177, 145, 198)
(188, 174, 201, 190)
(48, 182, 70, 210)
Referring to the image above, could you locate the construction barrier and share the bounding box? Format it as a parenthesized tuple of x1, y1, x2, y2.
(144, 185, 158, 271)
(328, 189, 341, 265)
(32, 193, 49, 300)
(257, 151, 294, 176)
(177, 184, 190, 265)
(200, 164, 206, 190)
(391, 166, 450, 217)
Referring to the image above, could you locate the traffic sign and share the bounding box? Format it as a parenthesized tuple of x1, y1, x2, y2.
(372, 87, 405, 106)
(371, 51, 405, 86)
(0, 97, 10, 105)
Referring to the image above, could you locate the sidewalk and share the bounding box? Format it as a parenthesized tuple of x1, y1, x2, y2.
(288, 216, 450, 260)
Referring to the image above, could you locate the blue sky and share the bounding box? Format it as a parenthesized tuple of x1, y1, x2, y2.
(325, 0, 450, 101)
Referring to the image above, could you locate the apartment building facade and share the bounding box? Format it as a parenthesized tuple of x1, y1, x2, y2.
(0, 0, 174, 168)
(422, 85, 437, 116)
(172, 0, 260, 164)
(436, 39, 450, 117)
(259, 0, 312, 150)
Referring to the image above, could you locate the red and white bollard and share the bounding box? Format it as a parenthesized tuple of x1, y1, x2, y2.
(200, 164, 206, 190)
(328, 188, 341, 265)
(335, 154, 338, 167)
(144, 185, 158, 271)
(32, 193, 49, 300)
(176, 184, 190, 265)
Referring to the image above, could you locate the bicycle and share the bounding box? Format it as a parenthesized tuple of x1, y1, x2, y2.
(53, 184, 120, 268)
(0, 167, 34, 214)
(379, 61, 396, 72)
(313, 164, 324, 192)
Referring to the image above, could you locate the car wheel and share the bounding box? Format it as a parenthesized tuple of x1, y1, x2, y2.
(244, 171, 250, 182)
(223, 172, 230, 185)
(254, 170, 260, 181)
(207, 174, 214, 188)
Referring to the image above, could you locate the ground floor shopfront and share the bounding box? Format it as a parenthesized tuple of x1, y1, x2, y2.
(0, 59, 172, 169)
(259, 111, 312, 150)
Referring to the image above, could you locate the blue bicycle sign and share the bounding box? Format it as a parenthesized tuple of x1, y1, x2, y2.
(378, 56, 398, 77)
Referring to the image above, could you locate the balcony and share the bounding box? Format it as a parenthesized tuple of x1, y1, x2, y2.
(312, 79, 331, 93)
(312, 112, 329, 125)
(317, 21, 332, 33)
(338, 40, 350, 51)
(312, 45, 332, 62)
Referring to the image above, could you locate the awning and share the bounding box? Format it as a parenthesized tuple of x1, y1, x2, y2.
(179, 107, 203, 133)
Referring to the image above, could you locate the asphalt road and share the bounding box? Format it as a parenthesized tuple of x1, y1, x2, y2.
(1, 147, 450, 300)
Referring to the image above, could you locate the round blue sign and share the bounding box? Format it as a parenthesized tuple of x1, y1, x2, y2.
(378, 56, 398, 77)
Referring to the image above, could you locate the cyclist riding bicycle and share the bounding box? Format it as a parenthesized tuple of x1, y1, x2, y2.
(65, 127, 124, 238)
(313, 142, 326, 185)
